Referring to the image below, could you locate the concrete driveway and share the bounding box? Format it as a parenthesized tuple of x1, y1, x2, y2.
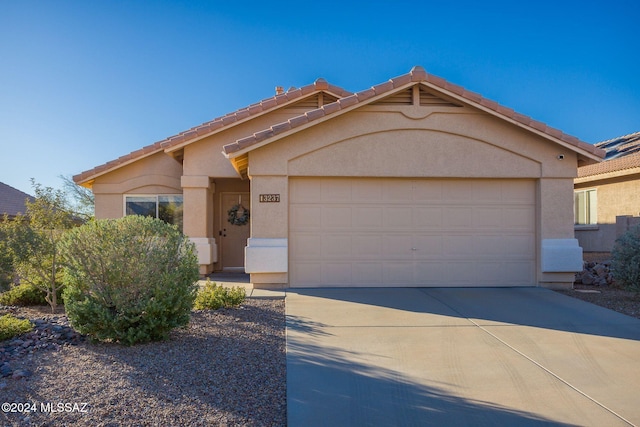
(286, 288, 640, 426)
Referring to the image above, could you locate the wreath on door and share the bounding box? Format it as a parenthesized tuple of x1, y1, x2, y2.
(227, 204, 250, 226)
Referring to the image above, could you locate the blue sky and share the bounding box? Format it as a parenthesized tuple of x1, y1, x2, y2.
(1, 0, 638, 194)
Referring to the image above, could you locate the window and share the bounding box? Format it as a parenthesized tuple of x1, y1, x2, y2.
(125, 195, 183, 230)
(574, 189, 597, 225)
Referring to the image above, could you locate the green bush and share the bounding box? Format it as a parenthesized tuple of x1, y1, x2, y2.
(194, 280, 246, 310)
(611, 225, 640, 293)
(0, 314, 33, 341)
(0, 282, 48, 306)
(61, 216, 199, 345)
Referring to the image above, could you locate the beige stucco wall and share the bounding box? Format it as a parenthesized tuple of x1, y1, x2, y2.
(575, 173, 640, 252)
(91, 152, 183, 219)
(88, 96, 585, 286)
(247, 105, 580, 287)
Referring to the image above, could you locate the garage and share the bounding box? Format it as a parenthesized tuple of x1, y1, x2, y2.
(289, 177, 536, 287)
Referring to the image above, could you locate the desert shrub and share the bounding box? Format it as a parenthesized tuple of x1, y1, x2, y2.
(611, 225, 640, 293)
(61, 216, 199, 345)
(0, 229, 13, 292)
(194, 280, 246, 310)
(0, 182, 78, 313)
(0, 314, 33, 341)
(0, 282, 48, 306)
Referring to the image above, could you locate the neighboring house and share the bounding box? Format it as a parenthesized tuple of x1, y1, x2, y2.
(74, 66, 604, 289)
(0, 182, 34, 220)
(574, 131, 640, 252)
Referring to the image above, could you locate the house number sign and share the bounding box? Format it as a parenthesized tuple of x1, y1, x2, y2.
(259, 194, 280, 203)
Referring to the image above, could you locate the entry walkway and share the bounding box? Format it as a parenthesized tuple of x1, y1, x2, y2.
(286, 288, 640, 426)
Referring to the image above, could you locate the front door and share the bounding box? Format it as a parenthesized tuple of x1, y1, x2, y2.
(220, 192, 250, 271)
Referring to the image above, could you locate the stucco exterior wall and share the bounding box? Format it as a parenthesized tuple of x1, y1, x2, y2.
(246, 106, 580, 287)
(575, 173, 640, 252)
(91, 152, 183, 219)
(182, 111, 314, 178)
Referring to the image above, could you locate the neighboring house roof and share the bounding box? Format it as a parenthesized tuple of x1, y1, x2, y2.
(223, 66, 604, 163)
(73, 79, 352, 186)
(0, 182, 34, 218)
(75, 65, 605, 185)
(577, 131, 640, 179)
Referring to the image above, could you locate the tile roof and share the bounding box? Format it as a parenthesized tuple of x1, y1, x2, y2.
(577, 131, 640, 178)
(75, 65, 604, 185)
(0, 182, 34, 218)
(73, 79, 352, 184)
(222, 66, 605, 160)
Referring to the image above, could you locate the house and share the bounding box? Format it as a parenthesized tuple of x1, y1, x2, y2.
(0, 182, 34, 220)
(574, 131, 640, 252)
(74, 66, 604, 289)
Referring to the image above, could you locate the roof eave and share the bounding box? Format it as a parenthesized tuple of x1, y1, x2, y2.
(224, 80, 418, 159)
(165, 88, 348, 155)
(415, 81, 605, 163)
(225, 78, 606, 163)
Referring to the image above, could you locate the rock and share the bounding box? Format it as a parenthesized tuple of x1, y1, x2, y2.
(11, 369, 31, 379)
(0, 363, 12, 377)
(576, 261, 613, 286)
(582, 272, 596, 285)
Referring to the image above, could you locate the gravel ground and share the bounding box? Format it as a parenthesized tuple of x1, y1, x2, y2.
(0, 298, 286, 427)
(556, 284, 640, 320)
(557, 252, 640, 320)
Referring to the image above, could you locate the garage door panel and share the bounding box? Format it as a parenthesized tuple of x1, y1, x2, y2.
(383, 206, 414, 228)
(383, 235, 413, 258)
(415, 262, 446, 284)
(291, 262, 322, 286)
(384, 262, 415, 284)
(290, 206, 322, 229)
(502, 207, 536, 229)
(290, 179, 324, 203)
(321, 180, 352, 202)
(353, 263, 383, 284)
(444, 207, 474, 229)
(323, 206, 352, 228)
(501, 261, 536, 285)
(502, 181, 536, 202)
(324, 263, 352, 284)
(413, 235, 444, 257)
(413, 180, 443, 201)
(445, 261, 478, 285)
(291, 234, 322, 259)
(475, 207, 504, 228)
(353, 206, 383, 228)
(443, 235, 475, 257)
(352, 235, 383, 258)
(413, 207, 443, 228)
(442, 181, 473, 202)
(290, 178, 536, 287)
(322, 234, 352, 258)
(383, 180, 414, 202)
(501, 235, 536, 258)
(352, 180, 383, 202)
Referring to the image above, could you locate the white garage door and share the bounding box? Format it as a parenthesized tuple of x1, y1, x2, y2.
(289, 178, 536, 287)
